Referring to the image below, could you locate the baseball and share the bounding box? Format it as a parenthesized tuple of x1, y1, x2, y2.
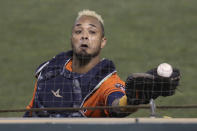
(157, 63, 173, 77)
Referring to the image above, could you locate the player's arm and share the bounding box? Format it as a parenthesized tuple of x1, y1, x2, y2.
(104, 74, 138, 117)
(23, 81, 38, 117)
(107, 91, 138, 117)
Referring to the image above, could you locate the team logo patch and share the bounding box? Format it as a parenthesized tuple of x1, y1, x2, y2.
(115, 83, 125, 91)
(51, 89, 63, 98)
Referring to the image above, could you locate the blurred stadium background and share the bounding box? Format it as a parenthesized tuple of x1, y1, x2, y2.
(0, 0, 197, 118)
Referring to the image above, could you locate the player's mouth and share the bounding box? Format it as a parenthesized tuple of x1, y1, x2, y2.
(80, 44, 89, 50)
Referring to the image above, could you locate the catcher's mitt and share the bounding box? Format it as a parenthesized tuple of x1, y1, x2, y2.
(125, 68, 180, 105)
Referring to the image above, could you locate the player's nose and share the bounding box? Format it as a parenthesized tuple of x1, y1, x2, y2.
(81, 36, 88, 40)
(80, 31, 89, 40)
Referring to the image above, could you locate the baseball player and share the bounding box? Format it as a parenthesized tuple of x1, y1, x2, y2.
(24, 9, 180, 117)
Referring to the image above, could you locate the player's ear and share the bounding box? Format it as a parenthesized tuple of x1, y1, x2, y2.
(101, 37, 107, 49)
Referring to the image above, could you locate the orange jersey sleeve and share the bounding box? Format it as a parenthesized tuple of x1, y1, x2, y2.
(83, 72, 126, 117)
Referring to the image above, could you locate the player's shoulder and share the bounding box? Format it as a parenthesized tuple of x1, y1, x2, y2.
(97, 72, 125, 97)
(35, 51, 72, 78)
(107, 72, 125, 84)
(101, 72, 125, 88)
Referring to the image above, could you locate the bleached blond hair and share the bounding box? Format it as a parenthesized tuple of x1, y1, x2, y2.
(76, 9, 104, 25)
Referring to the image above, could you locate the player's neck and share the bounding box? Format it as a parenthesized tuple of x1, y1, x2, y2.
(72, 55, 100, 74)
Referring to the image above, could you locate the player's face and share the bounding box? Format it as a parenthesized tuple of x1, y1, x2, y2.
(71, 16, 106, 59)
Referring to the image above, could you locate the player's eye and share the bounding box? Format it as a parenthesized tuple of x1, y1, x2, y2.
(89, 30, 96, 34)
(75, 30, 81, 34)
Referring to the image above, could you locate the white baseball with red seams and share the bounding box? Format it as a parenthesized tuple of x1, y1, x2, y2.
(157, 63, 173, 77)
